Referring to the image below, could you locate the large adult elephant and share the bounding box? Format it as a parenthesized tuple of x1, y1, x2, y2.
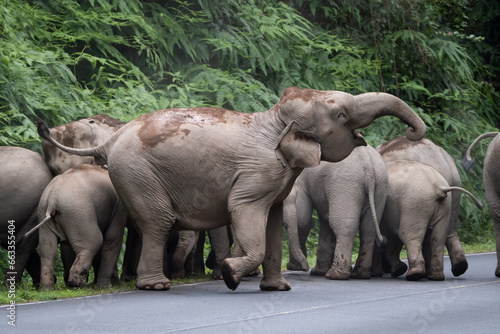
(0, 147, 52, 285)
(463, 132, 500, 277)
(284, 145, 388, 280)
(41, 115, 197, 281)
(376, 136, 470, 277)
(37, 87, 426, 291)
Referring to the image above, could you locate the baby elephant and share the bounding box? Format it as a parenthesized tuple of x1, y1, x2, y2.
(380, 161, 483, 281)
(26, 164, 128, 289)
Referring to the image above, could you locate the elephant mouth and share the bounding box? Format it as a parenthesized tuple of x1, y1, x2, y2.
(354, 130, 367, 146)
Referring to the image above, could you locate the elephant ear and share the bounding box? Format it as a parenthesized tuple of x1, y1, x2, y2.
(275, 121, 321, 168)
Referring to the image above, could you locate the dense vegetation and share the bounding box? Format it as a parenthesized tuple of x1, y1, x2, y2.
(1, 0, 499, 271)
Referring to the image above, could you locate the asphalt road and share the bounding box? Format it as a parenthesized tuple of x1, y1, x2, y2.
(2, 252, 499, 334)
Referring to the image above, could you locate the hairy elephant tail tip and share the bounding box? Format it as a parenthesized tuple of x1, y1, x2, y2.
(37, 119, 51, 140)
(462, 155, 475, 173)
(377, 235, 387, 249)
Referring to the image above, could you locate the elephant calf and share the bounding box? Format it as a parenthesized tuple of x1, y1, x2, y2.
(379, 161, 483, 281)
(26, 164, 128, 289)
(284, 145, 388, 280)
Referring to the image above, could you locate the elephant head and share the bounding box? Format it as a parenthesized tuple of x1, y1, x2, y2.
(274, 87, 426, 167)
(42, 115, 126, 175)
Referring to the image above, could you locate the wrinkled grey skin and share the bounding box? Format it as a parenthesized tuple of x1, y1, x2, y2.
(42, 114, 126, 175)
(463, 132, 500, 277)
(0, 147, 52, 285)
(27, 164, 128, 289)
(376, 136, 469, 277)
(284, 145, 388, 280)
(37, 87, 426, 291)
(379, 161, 482, 281)
(43, 115, 197, 281)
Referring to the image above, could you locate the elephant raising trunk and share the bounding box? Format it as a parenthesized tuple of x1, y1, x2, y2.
(36, 87, 425, 292)
(350, 92, 425, 141)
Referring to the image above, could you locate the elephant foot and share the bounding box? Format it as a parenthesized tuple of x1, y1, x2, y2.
(211, 268, 223, 280)
(259, 277, 291, 291)
(287, 261, 305, 271)
(325, 267, 350, 280)
(95, 281, 112, 289)
(68, 272, 88, 288)
(68, 278, 87, 288)
(136, 274, 171, 290)
(120, 274, 136, 282)
(405, 268, 425, 281)
(451, 260, 468, 277)
(170, 269, 186, 279)
(427, 272, 445, 281)
(221, 259, 241, 291)
(495, 265, 500, 278)
(391, 262, 408, 278)
(350, 266, 371, 279)
(245, 268, 261, 277)
(370, 269, 383, 277)
(310, 266, 328, 276)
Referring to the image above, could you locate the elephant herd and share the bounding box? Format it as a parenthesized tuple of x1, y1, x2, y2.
(1, 87, 498, 294)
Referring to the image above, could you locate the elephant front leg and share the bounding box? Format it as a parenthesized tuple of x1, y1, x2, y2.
(260, 203, 291, 291)
(221, 205, 269, 290)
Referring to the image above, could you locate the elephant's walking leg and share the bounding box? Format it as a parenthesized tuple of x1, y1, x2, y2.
(207, 227, 232, 279)
(384, 233, 407, 278)
(286, 188, 313, 271)
(312, 219, 335, 276)
(39, 226, 58, 289)
(351, 213, 377, 279)
(221, 205, 268, 290)
(326, 202, 359, 280)
(96, 208, 127, 288)
(485, 184, 500, 277)
(424, 218, 448, 281)
(170, 230, 198, 279)
(67, 221, 103, 288)
(260, 203, 291, 291)
(400, 221, 426, 281)
(60, 242, 76, 285)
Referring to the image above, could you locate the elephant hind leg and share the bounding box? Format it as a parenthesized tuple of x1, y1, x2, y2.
(39, 226, 58, 289)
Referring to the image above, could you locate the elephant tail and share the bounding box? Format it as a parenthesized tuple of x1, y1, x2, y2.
(363, 158, 387, 248)
(439, 186, 484, 210)
(37, 119, 109, 164)
(463, 132, 499, 172)
(23, 210, 54, 239)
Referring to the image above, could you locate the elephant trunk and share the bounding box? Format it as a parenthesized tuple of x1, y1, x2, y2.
(352, 93, 426, 141)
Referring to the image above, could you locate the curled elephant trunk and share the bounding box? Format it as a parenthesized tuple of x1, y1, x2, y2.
(352, 93, 426, 141)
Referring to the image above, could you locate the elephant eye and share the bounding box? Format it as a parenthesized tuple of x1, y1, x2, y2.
(337, 111, 347, 119)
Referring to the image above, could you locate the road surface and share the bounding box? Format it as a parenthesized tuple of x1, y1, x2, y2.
(2, 252, 499, 333)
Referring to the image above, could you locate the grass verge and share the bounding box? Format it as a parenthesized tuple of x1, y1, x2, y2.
(1, 240, 496, 305)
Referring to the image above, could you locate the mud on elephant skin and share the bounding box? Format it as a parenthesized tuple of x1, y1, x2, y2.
(37, 86, 426, 291)
(377, 136, 472, 277)
(41, 114, 125, 175)
(378, 160, 483, 281)
(284, 145, 388, 280)
(463, 132, 500, 277)
(0, 147, 53, 286)
(25, 164, 128, 289)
